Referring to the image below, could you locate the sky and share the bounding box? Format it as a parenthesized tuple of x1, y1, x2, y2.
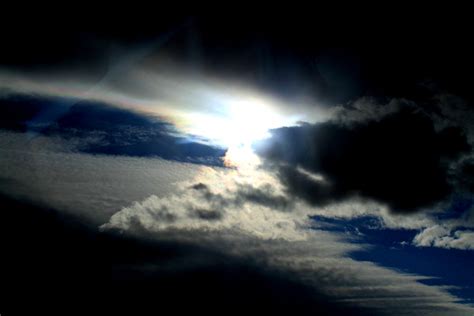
(1, 13, 474, 315)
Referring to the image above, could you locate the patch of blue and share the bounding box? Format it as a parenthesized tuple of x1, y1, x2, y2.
(312, 215, 474, 303)
(440, 195, 474, 219)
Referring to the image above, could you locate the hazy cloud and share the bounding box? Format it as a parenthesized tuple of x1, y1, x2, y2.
(0, 130, 202, 223)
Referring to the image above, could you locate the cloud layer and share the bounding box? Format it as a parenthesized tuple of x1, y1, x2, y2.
(0, 130, 203, 223)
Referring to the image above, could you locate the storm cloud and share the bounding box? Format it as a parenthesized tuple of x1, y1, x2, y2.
(256, 102, 471, 212)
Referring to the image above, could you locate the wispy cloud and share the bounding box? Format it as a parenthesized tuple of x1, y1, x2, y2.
(0, 130, 202, 223)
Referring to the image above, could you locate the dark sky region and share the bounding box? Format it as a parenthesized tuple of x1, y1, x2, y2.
(1, 11, 474, 316)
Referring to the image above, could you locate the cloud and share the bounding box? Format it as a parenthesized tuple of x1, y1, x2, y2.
(332, 96, 404, 124)
(101, 163, 474, 315)
(0, 48, 335, 148)
(411, 204, 474, 251)
(102, 167, 305, 241)
(434, 94, 474, 145)
(255, 100, 471, 213)
(0, 23, 338, 105)
(453, 157, 474, 194)
(0, 191, 378, 316)
(2, 24, 474, 315)
(413, 225, 474, 250)
(0, 130, 203, 223)
(1, 107, 472, 313)
(0, 94, 226, 165)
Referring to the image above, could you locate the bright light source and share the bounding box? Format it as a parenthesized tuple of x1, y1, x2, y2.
(175, 90, 294, 169)
(185, 97, 286, 148)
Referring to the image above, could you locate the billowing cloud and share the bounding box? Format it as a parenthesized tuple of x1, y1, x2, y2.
(414, 225, 474, 250)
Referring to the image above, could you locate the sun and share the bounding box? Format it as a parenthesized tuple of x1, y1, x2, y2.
(184, 98, 287, 168)
(188, 98, 285, 145)
(166, 86, 297, 169)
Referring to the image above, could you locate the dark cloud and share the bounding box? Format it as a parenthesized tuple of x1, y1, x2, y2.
(0, 19, 187, 75)
(191, 182, 292, 212)
(455, 158, 474, 194)
(233, 183, 292, 211)
(0, 94, 66, 132)
(0, 95, 226, 166)
(191, 208, 223, 221)
(256, 106, 471, 212)
(4, 14, 473, 105)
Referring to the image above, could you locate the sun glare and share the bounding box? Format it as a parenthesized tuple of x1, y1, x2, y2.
(222, 144, 261, 168)
(185, 97, 288, 168)
(167, 86, 296, 169)
(187, 98, 286, 146)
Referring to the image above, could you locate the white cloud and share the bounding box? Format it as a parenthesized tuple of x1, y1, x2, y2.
(414, 225, 474, 250)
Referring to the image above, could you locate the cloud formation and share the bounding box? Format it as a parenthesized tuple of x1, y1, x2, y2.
(256, 100, 470, 213)
(102, 161, 474, 315)
(413, 225, 474, 250)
